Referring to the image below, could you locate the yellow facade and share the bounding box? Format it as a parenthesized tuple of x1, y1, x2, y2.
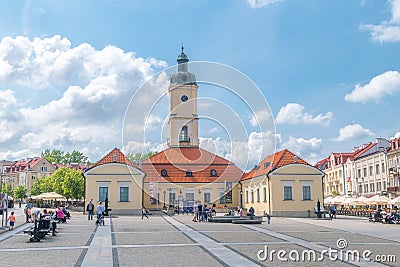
(142, 182, 240, 210)
(242, 164, 324, 217)
(84, 163, 145, 215)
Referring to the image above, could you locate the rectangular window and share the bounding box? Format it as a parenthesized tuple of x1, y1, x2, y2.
(364, 184, 368, 193)
(219, 192, 226, 204)
(284, 186, 292, 200)
(119, 187, 129, 202)
(377, 182, 381, 191)
(256, 188, 260, 202)
(99, 187, 108, 202)
(376, 164, 380, 174)
(204, 192, 211, 203)
(357, 169, 361, 178)
(383, 181, 387, 190)
(370, 183, 375, 193)
(251, 190, 254, 203)
(369, 166, 373, 176)
(302, 186, 311, 200)
(263, 187, 267, 202)
(382, 163, 385, 173)
(245, 190, 249, 203)
(41, 166, 47, 172)
(157, 192, 160, 204)
(169, 192, 176, 205)
(363, 168, 367, 177)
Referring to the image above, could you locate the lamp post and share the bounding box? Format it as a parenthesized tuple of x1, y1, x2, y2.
(163, 191, 166, 210)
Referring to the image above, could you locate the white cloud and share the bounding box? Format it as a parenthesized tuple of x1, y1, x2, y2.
(208, 127, 219, 134)
(361, 0, 400, 42)
(345, 71, 400, 103)
(0, 89, 17, 109)
(336, 124, 374, 142)
(392, 131, 400, 139)
(275, 103, 333, 125)
(280, 136, 323, 164)
(200, 131, 277, 171)
(0, 35, 166, 161)
(249, 109, 273, 127)
(246, 0, 281, 8)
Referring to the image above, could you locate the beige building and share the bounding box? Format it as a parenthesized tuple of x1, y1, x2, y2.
(241, 149, 324, 217)
(2, 157, 55, 196)
(387, 137, 400, 197)
(84, 148, 145, 215)
(323, 153, 352, 196)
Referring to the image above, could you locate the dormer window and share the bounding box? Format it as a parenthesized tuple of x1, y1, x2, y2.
(113, 154, 117, 163)
(186, 170, 193, 177)
(210, 169, 217, 177)
(161, 169, 168, 177)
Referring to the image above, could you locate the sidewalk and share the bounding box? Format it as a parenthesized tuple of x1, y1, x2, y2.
(0, 204, 27, 234)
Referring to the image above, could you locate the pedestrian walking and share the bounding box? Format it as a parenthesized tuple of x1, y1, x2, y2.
(265, 211, 271, 224)
(87, 199, 95, 220)
(7, 211, 16, 231)
(142, 206, 149, 219)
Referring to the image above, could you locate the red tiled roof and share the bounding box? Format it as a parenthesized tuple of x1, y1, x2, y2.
(241, 149, 310, 181)
(142, 147, 243, 183)
(88, 148, 138, 170)
(314, 157, 329, 168)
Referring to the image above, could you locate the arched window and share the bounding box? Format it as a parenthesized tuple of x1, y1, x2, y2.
(180, 126, 189, 142)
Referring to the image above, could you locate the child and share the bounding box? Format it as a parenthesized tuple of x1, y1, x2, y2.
(8, 211, 16, 231)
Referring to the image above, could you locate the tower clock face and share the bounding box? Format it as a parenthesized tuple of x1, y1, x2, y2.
(181, 95, 188, 102)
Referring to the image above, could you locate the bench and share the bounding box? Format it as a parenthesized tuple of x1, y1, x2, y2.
(23, 218, 52, 242)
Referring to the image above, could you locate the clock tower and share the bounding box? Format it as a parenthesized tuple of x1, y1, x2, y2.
(168, 46, 199, 147)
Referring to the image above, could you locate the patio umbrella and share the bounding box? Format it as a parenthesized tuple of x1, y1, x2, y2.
(40, 192, 66, 200)
(353, 196, 369, 205)
(324, 196, 334, 205)
(389, 196, 400, 205)
(366, 195, 391, 205)
(332, 196, 345, 204)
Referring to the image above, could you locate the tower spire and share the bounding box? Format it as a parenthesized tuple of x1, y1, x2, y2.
(181, 43, 184, 53)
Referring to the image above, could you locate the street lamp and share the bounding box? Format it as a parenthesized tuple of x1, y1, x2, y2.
(163, 191, 166, 210)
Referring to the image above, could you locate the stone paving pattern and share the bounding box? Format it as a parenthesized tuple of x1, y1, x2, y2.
(0, 210, 399, 267)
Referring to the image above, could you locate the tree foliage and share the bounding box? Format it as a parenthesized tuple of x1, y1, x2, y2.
(41, 149, 88, 164)
(14, 185, 27, 200)
(30, 168, 84, 200)
(1, 183, 13, 196)
(127, 152, 158, 164)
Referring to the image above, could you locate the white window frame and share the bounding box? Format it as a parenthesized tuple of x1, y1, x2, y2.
(301, 180, 313, 201)
(118, 181, 130, 202)
(282, 180, 294, 200)
(97, 182, 110, 202)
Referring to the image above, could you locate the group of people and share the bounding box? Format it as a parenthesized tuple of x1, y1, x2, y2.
(192, 201, 212, 222)
(24, 201, 70, 224)
(86, 199, 106, 222)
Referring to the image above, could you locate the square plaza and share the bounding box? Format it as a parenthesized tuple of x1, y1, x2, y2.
(0, 211, 399, 267)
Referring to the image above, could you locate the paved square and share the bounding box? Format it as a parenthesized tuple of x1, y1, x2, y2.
(0, 211, 399, 267)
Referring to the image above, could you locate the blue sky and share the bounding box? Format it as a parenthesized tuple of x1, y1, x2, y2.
(0, 0, 399, 168)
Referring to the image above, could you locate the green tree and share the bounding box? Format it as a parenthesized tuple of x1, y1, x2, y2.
(64, 150, 88, 164)
(1, 183, 13, 196)
(31, 176, 54, 195)
(127, 152, 158, 164)
(62, 169, 84, 200)
(41, 149, 65, 164)
(14, 185, 27, 200)
(51, 167, 84, 199)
